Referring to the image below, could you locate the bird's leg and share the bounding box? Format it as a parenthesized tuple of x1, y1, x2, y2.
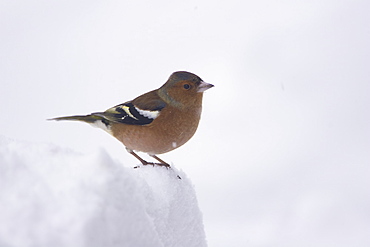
(129, 150, 151, 167)
(150, 154, 171, 168)
(128, 150, 170, 168)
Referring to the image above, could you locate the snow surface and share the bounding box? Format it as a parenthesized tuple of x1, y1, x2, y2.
(0, 136, 206, 247)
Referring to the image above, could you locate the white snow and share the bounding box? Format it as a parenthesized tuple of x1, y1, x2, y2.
(0, 136, 207, 247)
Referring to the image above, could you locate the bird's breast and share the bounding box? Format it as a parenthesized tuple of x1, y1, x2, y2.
(111, 106, 202, 154)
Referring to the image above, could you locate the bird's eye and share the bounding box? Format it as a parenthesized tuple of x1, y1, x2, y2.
(183, 84, 191, 90)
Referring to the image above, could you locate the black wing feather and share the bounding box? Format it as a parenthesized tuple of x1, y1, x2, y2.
(93, 102, 165, 126)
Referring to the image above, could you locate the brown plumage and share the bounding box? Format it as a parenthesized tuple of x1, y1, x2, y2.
(50, 71, 213, 167)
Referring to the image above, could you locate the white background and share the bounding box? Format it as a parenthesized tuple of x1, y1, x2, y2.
(1, 0, 370, 246)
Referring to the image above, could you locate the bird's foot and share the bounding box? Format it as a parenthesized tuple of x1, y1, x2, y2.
(134, 161, 171, 169)
(129, 150, 180, 178)
(129, 150, 170, 168)
(133, 162, 181, 179)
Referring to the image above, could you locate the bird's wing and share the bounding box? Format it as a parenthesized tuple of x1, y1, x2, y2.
(94, 90, 166, 126)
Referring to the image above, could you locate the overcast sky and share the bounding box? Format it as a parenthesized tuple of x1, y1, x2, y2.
(1, 0, 370, 246)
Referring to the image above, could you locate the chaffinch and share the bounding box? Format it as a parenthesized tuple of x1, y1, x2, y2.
(50, 71, 214, 168)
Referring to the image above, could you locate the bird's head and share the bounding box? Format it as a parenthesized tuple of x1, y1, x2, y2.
(158, 71, 214, 108)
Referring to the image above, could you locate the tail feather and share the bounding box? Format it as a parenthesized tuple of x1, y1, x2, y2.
(49, 113, 112, 134)
(48, 114, 102, 123)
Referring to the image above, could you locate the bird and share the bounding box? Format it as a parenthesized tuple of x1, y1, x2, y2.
(50, 71, 214, 168)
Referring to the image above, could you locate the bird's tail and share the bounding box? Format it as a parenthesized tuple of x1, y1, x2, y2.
(48, 114, 102, 123)
(49, 114, 112, 133)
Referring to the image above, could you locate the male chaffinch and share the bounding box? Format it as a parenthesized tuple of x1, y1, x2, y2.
(50, 71, 214, 168)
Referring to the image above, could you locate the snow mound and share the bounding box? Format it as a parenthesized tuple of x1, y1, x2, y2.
(0, 136, 206, 247)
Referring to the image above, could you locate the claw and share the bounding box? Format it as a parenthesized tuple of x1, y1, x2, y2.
(129, 150, 180, 179)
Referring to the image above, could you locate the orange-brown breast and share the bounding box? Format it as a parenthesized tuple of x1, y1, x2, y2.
(110, 105, 202, 154)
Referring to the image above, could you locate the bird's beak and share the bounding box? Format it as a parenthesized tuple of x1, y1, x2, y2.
(197, 81, 214, 92)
